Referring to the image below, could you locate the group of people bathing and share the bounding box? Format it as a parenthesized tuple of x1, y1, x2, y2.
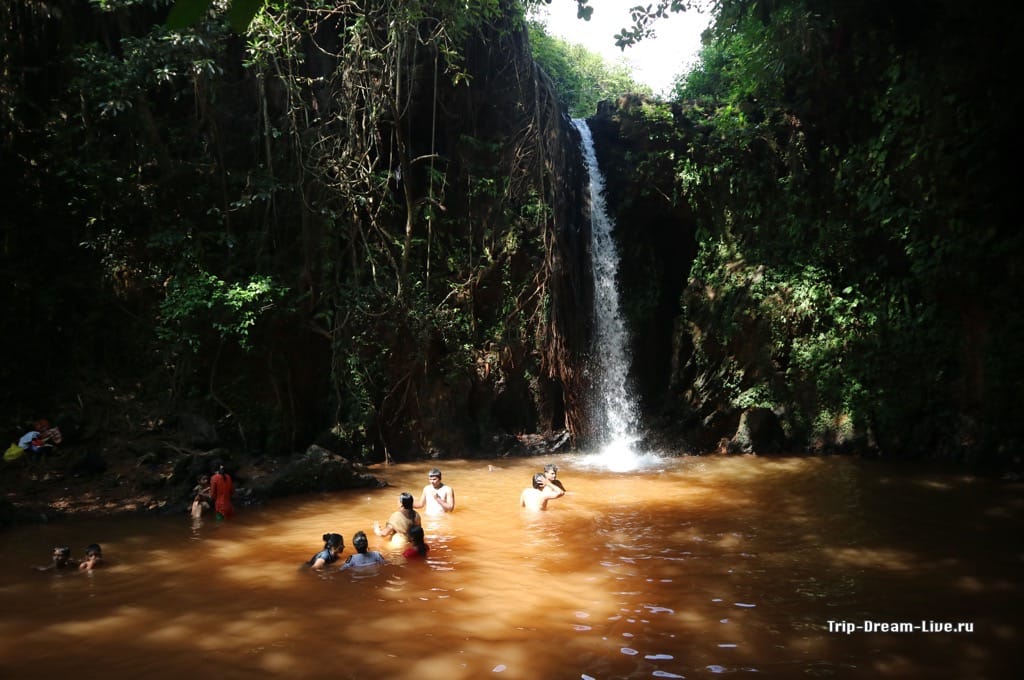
(33, 463, 565, 576)
(306, 467, 454, 571)
(306, 462, 567, 572)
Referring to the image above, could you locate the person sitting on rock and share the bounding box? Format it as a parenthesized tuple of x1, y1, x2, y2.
(18, 418, 62, 455)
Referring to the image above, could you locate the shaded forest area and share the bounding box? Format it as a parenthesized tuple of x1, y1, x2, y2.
(2, 0, 1021, 479)
(2, 0, 593, 469)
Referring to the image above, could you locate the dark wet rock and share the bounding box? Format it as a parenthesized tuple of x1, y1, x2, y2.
(729, 407, 786, 454)
(67, 449, 108, 477)
(252, 444, 383, 500)
(491, 430, 572, 457)
(176, 412, 220, 448)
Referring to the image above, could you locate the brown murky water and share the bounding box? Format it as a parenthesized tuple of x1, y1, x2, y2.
(1, 454, 1021, 679)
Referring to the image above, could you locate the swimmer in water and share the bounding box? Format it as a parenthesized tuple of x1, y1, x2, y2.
(543, 463, 565, 492)
(306, 533, 344, 569)
(519, 472, 565, 511)
(36, 545, 75, 572)
(402, 525, 430, 560)
(79, 544, 104, 571)
(339, 531, 387, 571)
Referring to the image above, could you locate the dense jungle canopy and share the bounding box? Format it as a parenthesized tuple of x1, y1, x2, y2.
(2, 0, 1020, 471)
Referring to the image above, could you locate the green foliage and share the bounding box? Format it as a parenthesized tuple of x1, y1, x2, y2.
(527, 20, 651, 117)
(167, 0, 265, 33)
(158, 272, 289, 352)
(666, 0, 1023, 458)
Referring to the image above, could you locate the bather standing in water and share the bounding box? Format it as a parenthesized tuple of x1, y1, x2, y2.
(543, 463, 565, 492)
(413, 468, 455, 515)
(520, 472, 565, 511)
(209, 461, 235, 520)
(374, 492, 421, 545)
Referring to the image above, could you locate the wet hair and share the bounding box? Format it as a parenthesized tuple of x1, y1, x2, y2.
(408, 526, 429, 557)
(429, 468, 442, 478)
(84, 544, 102, 558)
(352, 531, 370, 553)
(544, 463, 558, 473)
(400, 492, 414, 513)
(532, 473, 546, 489)
(53, 545, 71, 560)
(322, 533, 343, 551)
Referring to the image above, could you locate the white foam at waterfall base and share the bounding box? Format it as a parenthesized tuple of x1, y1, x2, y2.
(578, 436, 664, 473)
(573, 117, 663, 473)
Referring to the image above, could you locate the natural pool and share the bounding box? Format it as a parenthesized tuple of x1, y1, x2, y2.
(1, 454, 1020, 679)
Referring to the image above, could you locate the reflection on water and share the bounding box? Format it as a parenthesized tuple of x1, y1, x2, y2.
(0, 454, 1020, 679)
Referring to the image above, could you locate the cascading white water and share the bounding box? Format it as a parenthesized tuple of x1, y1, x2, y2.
(573, 118, 655, 472)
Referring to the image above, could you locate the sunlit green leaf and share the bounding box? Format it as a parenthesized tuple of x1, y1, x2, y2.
(165, 0, 214, 30)
(227, 0, 266, 33)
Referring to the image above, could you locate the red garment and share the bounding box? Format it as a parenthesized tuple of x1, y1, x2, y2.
(210, 471, 235, 518)
(402, 545, 428, 559)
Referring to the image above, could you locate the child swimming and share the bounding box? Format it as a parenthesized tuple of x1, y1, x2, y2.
(79, 544, 103, 571)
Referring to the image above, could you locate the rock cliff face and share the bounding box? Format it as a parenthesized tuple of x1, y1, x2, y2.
(354, 6, 595, 455)
(585, 96, 699, 445)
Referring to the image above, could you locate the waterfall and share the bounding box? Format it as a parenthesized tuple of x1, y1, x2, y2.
(573, 118, 652, 472)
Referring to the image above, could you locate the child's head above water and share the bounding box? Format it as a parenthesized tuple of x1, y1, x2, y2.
(352, 531, 370, 553)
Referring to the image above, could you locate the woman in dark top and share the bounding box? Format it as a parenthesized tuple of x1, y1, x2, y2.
(307, 533, 344, 569)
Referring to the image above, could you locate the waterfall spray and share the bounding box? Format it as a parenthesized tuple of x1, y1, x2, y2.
(573, 118, 648, 472)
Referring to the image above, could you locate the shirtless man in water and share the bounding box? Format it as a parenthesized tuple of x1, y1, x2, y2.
(519, 472, 565, 511)
(414, 468, 455, 515)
